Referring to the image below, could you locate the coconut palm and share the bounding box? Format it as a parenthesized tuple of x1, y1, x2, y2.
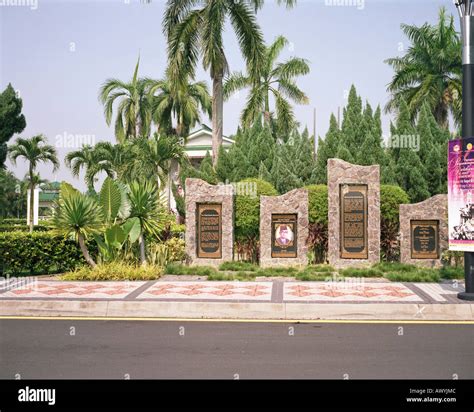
(9, 135, 59, 232)
(53, 192, 103, 267)
(224, 35, 310, 134)
(99, 57, 152, 142)
(127, 181, 165, 265)
(164, 0, 268, 165)
(65, 145, 112, 193)
(385, 7, 461, 129)
(146, 74, 212, 136)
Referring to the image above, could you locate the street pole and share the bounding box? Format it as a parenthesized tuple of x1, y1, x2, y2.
(455, 0, 474, 300)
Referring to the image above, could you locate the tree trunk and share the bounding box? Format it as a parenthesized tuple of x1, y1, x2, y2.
(212, 73, 224, 167)
(29, 167, 34, 233)
(138, 232, 147, 266)
(78, 234, 96, 268)
(264, 92, 271, 125)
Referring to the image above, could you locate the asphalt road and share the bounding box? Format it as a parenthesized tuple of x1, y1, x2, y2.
(0, 319, 473, 379)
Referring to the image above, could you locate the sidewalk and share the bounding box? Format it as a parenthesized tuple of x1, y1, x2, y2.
(1, 278, 473, 321)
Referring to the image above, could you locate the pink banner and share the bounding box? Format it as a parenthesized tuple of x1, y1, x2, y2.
(448, 137, 474, 251)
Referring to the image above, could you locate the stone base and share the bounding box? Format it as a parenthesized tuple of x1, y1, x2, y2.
(185, 178, 234, 267)
(327, 159, 380, 269)
(399, 194, 448, 268)
(259, 189, 309, 268)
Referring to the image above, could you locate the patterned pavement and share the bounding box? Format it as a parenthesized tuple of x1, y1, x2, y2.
(283, 282, 423, 302)
(0, 279, 468, 304)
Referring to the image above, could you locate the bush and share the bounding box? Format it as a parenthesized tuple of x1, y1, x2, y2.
(219, 261, 259, 272)
(0, 224, 52, 233)
(148, 238, 186, 266)
(380, 185, 410, 224)
(384, 270, 440, 283)
(164, 263, 218, 276)
(338, 267, 384, 278)
(305, 185, 329, 264)
(0, 218, 26, 225)
(305, 185, 328, 225)
(0, 231, 93, 275)
(235, 178, 277, 262)
(61, 262, 162, 281)
(380, 185, 410, 261)
(235, 178, 278, 241)
(439, 266, 464, 280)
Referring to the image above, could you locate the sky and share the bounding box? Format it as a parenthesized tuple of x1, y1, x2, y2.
(0, 0, 452, 191)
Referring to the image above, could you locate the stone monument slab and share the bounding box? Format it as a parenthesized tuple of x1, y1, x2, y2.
(400, 194, 448, 267)
(328, 159, 380, 268)
(185, 178, 234, 266)
(260, 189, 308, 268)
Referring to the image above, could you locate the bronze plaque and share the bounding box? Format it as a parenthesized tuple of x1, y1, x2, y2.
(340, 184, 368, 259)
(196, 203, 222, 258)
(271, 214, 297, 258)
(411, 220, 439, 259)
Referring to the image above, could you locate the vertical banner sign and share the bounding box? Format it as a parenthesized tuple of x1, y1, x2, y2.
(448, 138, 474, 251)
(197, 203, 222, 258)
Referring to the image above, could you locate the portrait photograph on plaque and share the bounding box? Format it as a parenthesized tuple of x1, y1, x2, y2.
(340, 184, 368, 259)
(410, 220, 439, 259)
(196, 203, 222, 259)
(271, 214, 297, 258)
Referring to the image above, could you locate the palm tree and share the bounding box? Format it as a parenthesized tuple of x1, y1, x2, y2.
(133, 133, 186, 188)
(146, 74, 212, 137)
(127, 181, 165, 265)
(164, 0, 268, 166)
(99, 57, 153, 142)
(385, 7, 461, 129)
(65, 145, 111, 193)
(224, 35, 310, 133)
(53, 192, 103, 267)
(9, 135, 59, 232)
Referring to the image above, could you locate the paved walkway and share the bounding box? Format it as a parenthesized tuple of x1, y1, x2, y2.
(0, 278, 467, 304)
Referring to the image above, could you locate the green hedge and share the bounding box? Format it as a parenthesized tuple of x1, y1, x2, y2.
(0, 218, 26, 225)
(305, 185, 328, 225)
(235, 178, 278, 241)
(0, 231, 93, 275)
(0, 225, 52, 233)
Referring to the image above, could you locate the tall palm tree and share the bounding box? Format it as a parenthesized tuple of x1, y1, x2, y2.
(65, 145, 111, 193)
(224, 35, 310, 133)
(164, 0, 268, 165)
(99, 57, 152, 142)
(146, 74, 212, 136)
(385, 7, 461, 129)
(9, 135, 59, 232)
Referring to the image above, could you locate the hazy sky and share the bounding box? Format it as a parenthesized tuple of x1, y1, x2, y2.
(0, 0, 452, 190)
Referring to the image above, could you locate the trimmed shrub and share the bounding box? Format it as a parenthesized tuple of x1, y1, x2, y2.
(61, 262, 162, 281)
(305, 185, 328, 225)
(219, 261, 259, 272)
(0, 231, 93, 275)
(380, 185, 410, 224)
(380, 185, 410, 261)
(235, 178, 278, 262)
(305, 185, 329, 264)
(0, 224, 52, 233)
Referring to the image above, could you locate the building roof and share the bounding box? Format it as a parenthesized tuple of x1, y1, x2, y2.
(185, 125, 234, 158)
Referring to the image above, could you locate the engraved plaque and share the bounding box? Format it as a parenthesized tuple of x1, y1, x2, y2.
(196, 203, 222, 258)
(411, 220, 439, 259)
(340, 184, 368, 259)
(271, 214, 297, 258)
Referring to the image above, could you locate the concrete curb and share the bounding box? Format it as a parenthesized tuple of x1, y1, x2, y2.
(1, 300, 473, 321)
